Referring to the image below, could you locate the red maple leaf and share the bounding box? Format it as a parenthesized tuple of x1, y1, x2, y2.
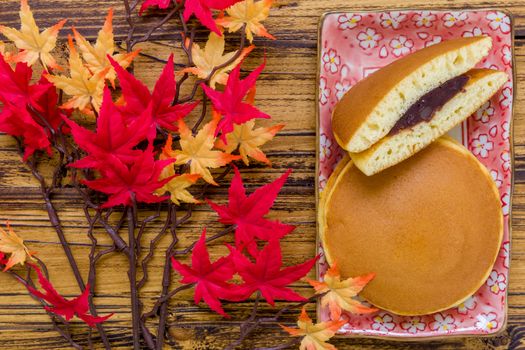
(207, 166, 294, 256)
(26, 264, 113, 327)
(65, 87, 151, 169)
(32, 75, 71, 135)
(139, 0, 172, 15)
(178, 0, 243, 35)
(201, 60, 270, 143)
(82, 146, 175, 208)
(110, 54, 198, 140)
(228, 239, 317, 305)
(0, 53, 57, 159)
(171, 228, 237, 316)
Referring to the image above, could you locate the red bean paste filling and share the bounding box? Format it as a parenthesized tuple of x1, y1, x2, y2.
(388, 74, 469, 136)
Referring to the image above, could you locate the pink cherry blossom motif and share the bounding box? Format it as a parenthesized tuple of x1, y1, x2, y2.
(357, 28, 383, 49)
(338, 13, 362, 30)
(379, 45, 388, 58)
(476, 312, 499, 332)
(501, 242, 510, 269)
(501, 193, 510, 216)
(371, 314, 396, 332)
(457, 296, 477, 314)
(470, 134, 493, 158)
(502, 121, 510, 140)
(463, 26, 487, 37)
(502, 45, 512, 65)
(474, 101, 494, 123)
(487, 270, 507, 294)
(380, 12, 407, 29)
(322, 48, 341, 74)
(430, 313, 456, 332)
(490, 169, 503, 188)
(319, 173, 328, 191)
(335, 80, 351, 100)
(425, 36, 442, 47)
(487, 11, 511, 34)
(412, 11, 436, 28)
(390, 35, 414, 57)
(319, 133, 333, 161)
(501, 150, 510, 172)
(319, 77, 330, 105)
(442, 12, 468, 28)
(499, 86, 512, 109)
(401, 317, 426, 334)
(488, 125, 497, 138)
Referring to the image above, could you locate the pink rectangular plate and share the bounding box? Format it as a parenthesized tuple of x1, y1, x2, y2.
(316, 9, 514, 338)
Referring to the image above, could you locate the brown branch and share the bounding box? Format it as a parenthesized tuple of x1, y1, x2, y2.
(127, 198, 142, 350)
(173, 225, 235, 256)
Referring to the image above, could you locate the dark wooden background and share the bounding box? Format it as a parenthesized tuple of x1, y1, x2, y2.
(0, 0, 524, 349)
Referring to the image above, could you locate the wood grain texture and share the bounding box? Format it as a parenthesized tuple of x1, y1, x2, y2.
(0, 0, 524, 349)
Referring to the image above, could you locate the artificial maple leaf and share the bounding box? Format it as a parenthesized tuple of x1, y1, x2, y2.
(0, 52, 48, 108)
(155, 135, 201, 205)
(110, 55, 198, 138)
(26, 265, 113, 327)
(216, 0, 275, 43)
(215, 120, 283, 165)
(228, 240, 317, 304)
(207, 166, 294, 256)
(140, 0, 172, 15)
(32, 75, 71, 134)
(178, 0, 243, 35)
(0, 0, 66, 70)
(0, 221, 35, 271)
(0, 53, 59, 159)
(202, 60, 270, 142)
(169, 116, 240, 185)
(0, 106, 51, 160)
(65, 87, 151, 169)
(82, 146, 175, 208)
(72, 9, 139, 87)
(171, 228, 237, 316)
(181, 31, 254, 89)
(281, 307, 345, 350)
(46, 36, 108, 112)
(307, 262, 377, 320)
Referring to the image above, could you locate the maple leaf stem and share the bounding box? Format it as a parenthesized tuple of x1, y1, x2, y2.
(192, 93, 207, 134)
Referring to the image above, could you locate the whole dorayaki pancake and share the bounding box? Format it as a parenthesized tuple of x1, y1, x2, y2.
(319, 137, 503, 316)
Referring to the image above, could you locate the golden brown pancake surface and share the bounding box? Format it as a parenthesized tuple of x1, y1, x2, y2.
(320, 138, 503, 315)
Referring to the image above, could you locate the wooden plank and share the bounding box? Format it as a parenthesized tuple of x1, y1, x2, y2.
(0, 0, 524, 349)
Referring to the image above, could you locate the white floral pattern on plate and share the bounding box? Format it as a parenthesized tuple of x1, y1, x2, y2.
(318, 9, 513, 338)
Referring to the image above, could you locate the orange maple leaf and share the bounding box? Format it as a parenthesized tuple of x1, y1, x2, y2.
(181, 31, 254, 89)
(216, 0, 275, 43)
(307, 262, 377, 320)
(72, 8, 139, 87)
(156, 137, 201, 205)
(168, 117, 240, 185)
(0, 0, 66, 70)
(281, 307, 345, 350)
(46, 36, 108, 112)
(215, 120, 283, 165)
(0, 221, 35, 271)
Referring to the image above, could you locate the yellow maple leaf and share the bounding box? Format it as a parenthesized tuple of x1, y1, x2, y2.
(170, 116, 240, 185)
(0, 222, 35, 271)
(281, 307, 345, 350)
(156, 135, 201, 205)
(215, 120, 283, 166)
(46, 36, 107, 112)
(307, 262, 377, 320)
(72, 8, 139, 87)
(216, 0, 275, 43)
(0, 0, 66, 70)
(181, 31, 254, 89)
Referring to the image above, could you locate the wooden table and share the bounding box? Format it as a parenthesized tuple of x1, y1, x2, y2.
(0, 0, 524, 349)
